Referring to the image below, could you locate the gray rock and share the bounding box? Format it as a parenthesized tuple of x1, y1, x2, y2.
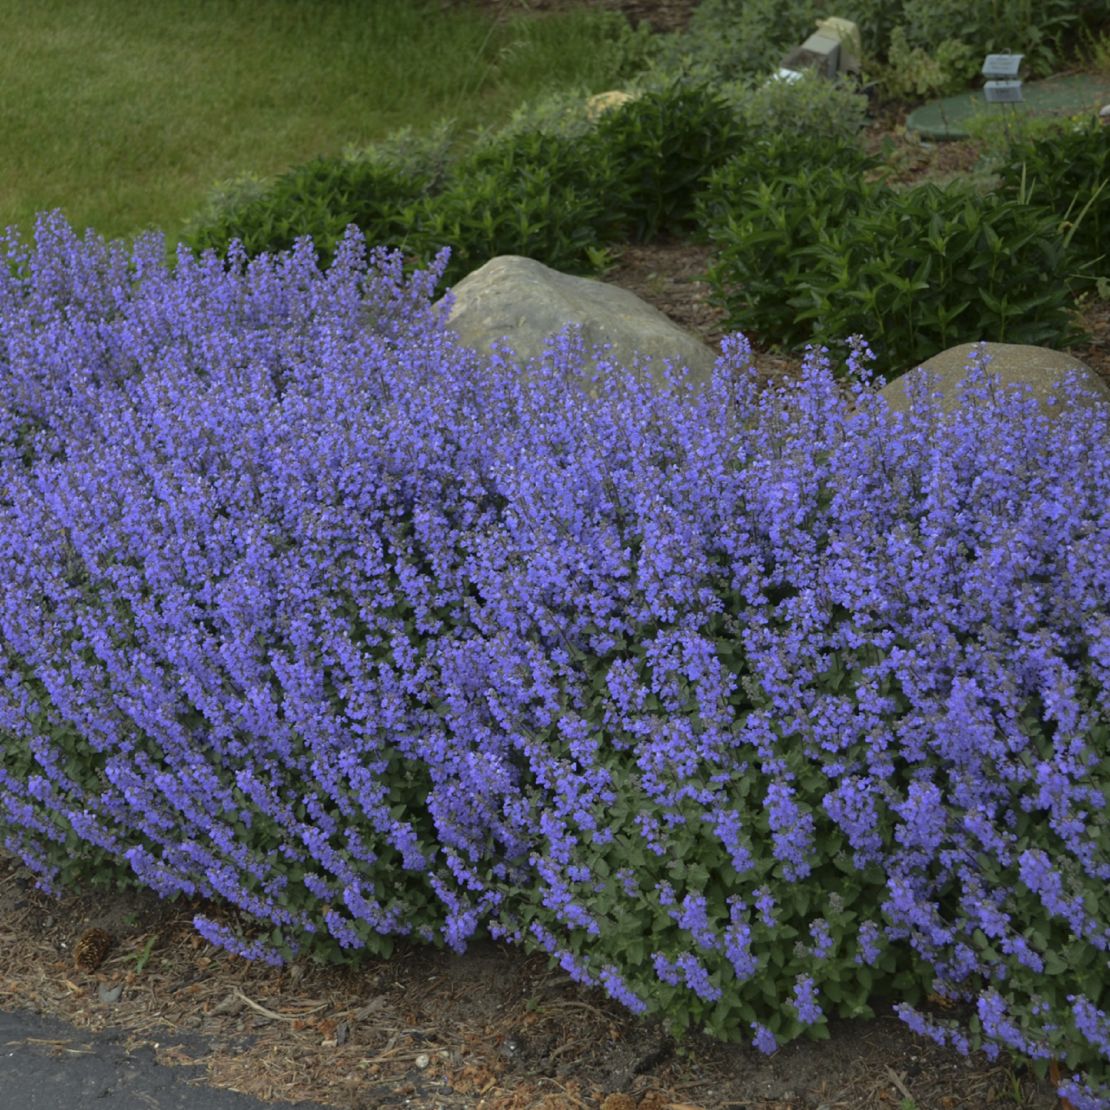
(879, 342, 1110, 421)
(433, 255, 718, 395)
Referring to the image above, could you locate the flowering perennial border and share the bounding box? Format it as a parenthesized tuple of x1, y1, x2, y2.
(1, 215, 1107, 1107)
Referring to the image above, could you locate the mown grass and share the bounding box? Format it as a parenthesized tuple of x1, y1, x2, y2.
(0, 0, 645, 245)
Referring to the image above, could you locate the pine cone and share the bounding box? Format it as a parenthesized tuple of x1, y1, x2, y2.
(73, 928, 113, 972)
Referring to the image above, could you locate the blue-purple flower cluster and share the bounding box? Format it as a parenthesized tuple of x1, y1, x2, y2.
(1, 213, 1107, 1105)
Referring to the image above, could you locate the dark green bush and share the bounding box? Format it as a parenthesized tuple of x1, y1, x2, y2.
(401, 80, 749, 281)
(804, 182, 1081, 371)
(702, 167, 1081, 375)
(696, 140, 883, 349)
(398, 127, 626, 287)
(697, 129, 879, 213)
(645, 0, 819, 84)
(996, 116, 1109, 290)
(720, 71, 870, 147)
(589, 81, 748, 242)
(893, 0, 1108, 77)
(182, 155, 442, 269)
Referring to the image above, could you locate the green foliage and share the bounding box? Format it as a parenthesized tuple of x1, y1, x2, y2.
(182, 79, 751, 284)
(895, 0, 1105, 78)
(397, 128, 625, 287)
(995, 116, 1110, 290)
(830, 0, 903, 62)
(1085, 24, 1110, 75)
(338, 119, 460, 195)
(961, 109, 1072, 163)
(467, 83, 604, 145)
(589, 81, 747, 242)
(724, 71, 869, 146)
(701, 164, 1081, 375)
(643, 0, 819, 85)
(181, 151, 444, 270)
(182, 120, 462, 265)
(694, 136, 882, 347)
(638, 0, 1109, 101)
(809, 181, 1080, 371)
(878, 27, 977, 101)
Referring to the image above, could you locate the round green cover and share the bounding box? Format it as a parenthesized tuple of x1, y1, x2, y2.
(906, 72, 1110, 140)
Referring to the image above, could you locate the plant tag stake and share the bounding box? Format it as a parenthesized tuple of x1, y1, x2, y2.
(982, 53, 1024, 103)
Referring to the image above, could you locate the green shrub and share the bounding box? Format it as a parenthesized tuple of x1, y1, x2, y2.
(398, 127, 626, 287)
(589, 80, 747, 242)
(696, 135, 882, 344)
(338, 119, 460, 194)
(640, 0, 1108, 101)
(620, 68, 871, 190)
(721, 70, 869, 146)
(181, 78, 752, 284)
(699, 161, 883, 351)
(877, 27, 977, 101)
(895, 0, 1106, 78)
(962, 109, 1072, 163)
(181, 151, 445, 269)
(702, 169, 1080, 374)
(808, 181, 1080, 370)
(644, 0, 819, 85)
(466, 83, 604, 145)
(178, 170, 273, 246)
(996, 116, 1109, 291)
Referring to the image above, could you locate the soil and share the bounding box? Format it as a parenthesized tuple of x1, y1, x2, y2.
(1, 3, 1106, 1109)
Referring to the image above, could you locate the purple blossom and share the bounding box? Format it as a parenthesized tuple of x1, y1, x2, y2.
(791, 975, 823, 1026)
(600, 965, 647, 1014)
(854, 920, 884, 966)
(724, 910, 759, 982)
(673, 891, 720, 952)
(750, 1022, 778, 1055)
(808, 917, 834, 960)
(765, 780, 815, 880)
(1070, 995, 1110, 1057)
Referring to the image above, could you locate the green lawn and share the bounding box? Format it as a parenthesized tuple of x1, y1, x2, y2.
(0, 0, 642, 245)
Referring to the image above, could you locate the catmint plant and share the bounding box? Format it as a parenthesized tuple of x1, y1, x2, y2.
(0, 213, 1107, 1106)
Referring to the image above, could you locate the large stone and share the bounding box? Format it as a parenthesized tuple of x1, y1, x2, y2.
(433, 255, 719, 394)
(879, 342, 1110, 421)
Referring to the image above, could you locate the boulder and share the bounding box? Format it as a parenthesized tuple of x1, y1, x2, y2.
(433, 255, 718, 394)
(879, 342, 1110, 421)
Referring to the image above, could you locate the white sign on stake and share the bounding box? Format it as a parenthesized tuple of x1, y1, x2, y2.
(982, 53, 1024, 103)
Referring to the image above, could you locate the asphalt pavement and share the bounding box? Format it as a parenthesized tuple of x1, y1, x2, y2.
(0, 1008, 332, 1110)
